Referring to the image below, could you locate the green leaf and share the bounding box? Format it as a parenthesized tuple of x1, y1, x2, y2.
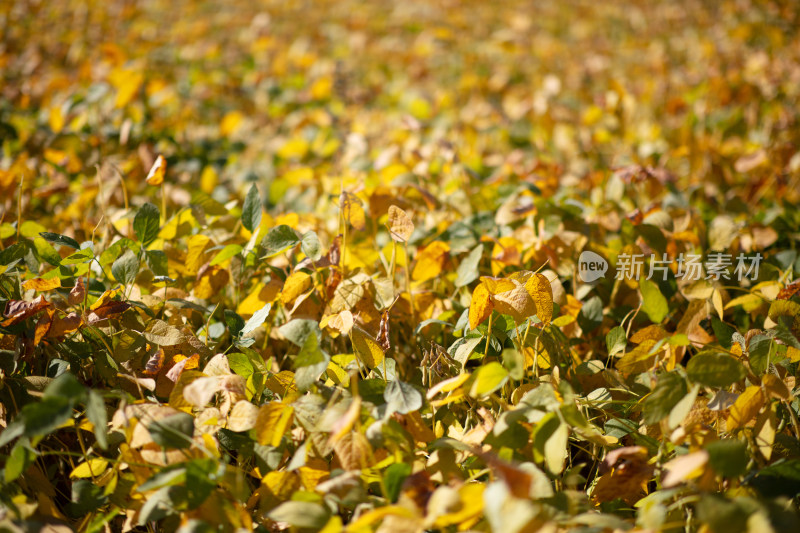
(61, 248, 94, 265)
(707, 439, 748, 478)
(577, 295, 603, 332)
(301, 231, 322, 261)
(210, 244, 242, 266)
(145, 250, 168, 276)
(640, 278, 668, 323)
(224, 310, 245, 337)
(455, 245, 483, 287)
(86, 390, 108, 450)
(711, 317, 736, 349)
(33, 237, 62, 266)
(137, 486, 178, 525)
(20, 397, 74, 439)
(750, 459, 800, 498)
(748, 334, 776, 375)
(687, 352, 746, 388)
(695, 495, 751, 533)
(384, 380, 423, 414)
(0, 242, 28, 266)
(227, 352, 255, 379)
(643, 372, 687, 425)
(532, 412, 568, 474)
(294, 331, 329, 391)
(111, 250, 140, 285)
(279, 319, 320, 347)
(469, 361, 508, 398)
(148, 412, 195, 449)
(39, 232, 80, 249)
(44, 372, 85, 402)
(501, 347, 524, 381)
(134, 202, 161, 246)
(384, 462, 412, 503)
(261, 225, 300, 258)
(241, 303, 271, 336)
(606, 326, 627, 356)
(241, 184, 262, 232)
(4, 442, 34, 483)
(268, 501, 330, 530)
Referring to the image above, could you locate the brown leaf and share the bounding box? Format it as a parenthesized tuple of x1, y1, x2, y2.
(68, 278, 86, 306)
(142, 349, 166, 376)
(777, 281, 800, 301)
(377, 308, 391, 352)
(2, 296, 51, 326)
(333, 431, 372, 470)
(591, 446, 654, 505)
(48, 312, 82, 338)
(87, 300, 131, 323)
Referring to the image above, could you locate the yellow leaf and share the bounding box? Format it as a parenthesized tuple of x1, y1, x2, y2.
(238, 279, 282, 315)
(661, 451, 709, 488)
(298, 458, 330, 490)
(265, 370, 298, 397)
(262, 471, 302, 501)
(200, 166, 218, 194)
(469, 283, 493, 330)
(345, 506, 417, 532)
(479, 276, 515, 295)
(227, 400, 259, 432)
(193, 265, 229, 299)
(109, 67, 143, 108)
(350, 327, 385, 369)
(616, 339, 659, 376)
(310, 75, 333, 100)
(326, 310, 354, 335)
(340, 192, 366, 231)
(727, 386, 764, 431)
(329, 397, 361, 443)
(220, 111, 244, 136)
(281, 271, 312, 305)
(145, 155, 166, 186)
(754, 406, 777, 461)
(70, 458, 109, 478)
(433, 483, 485, 528)
(412, 241, 450, 282)
(387, 205, 414, 242)
(426, 373, 471, 399)
(277, 136, 309, 159)
(491, 279, 536, 323)
(256, 402, 294, 447)
(49, 105, 65, 133)
(490, 236, 522, 275)
(90, 288, 122, 311)
(22, 277, 61, 292)
(526, 273, 553, 325)
(185, 234, 211, 277)
(326, 360, 350, 387)
(762, 374, 790, 400)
